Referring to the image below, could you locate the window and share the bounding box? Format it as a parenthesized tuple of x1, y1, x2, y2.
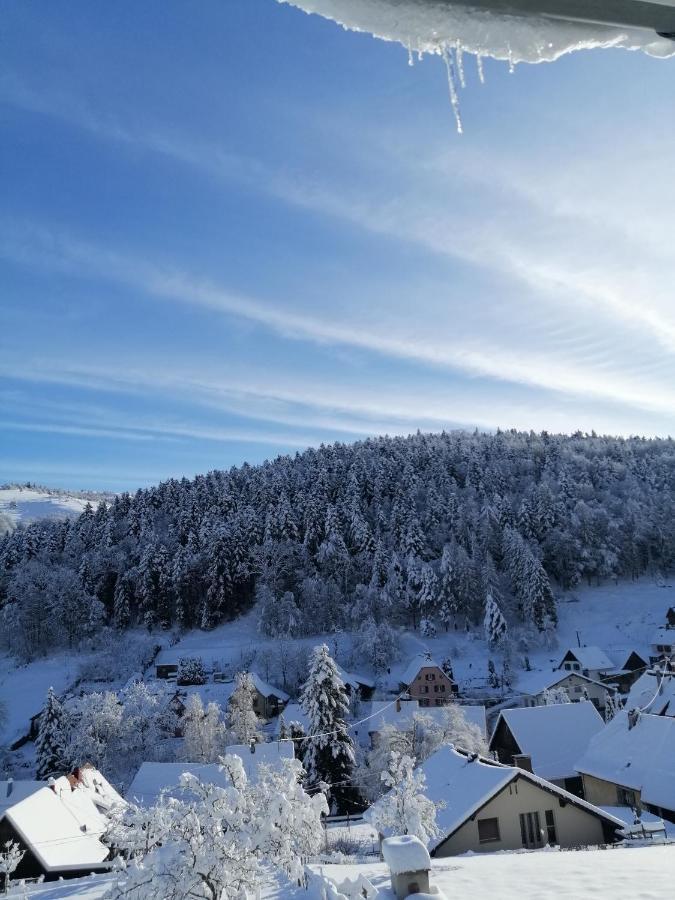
(618, 787, 637, 807)
(435, 698, 443, 706)
(440, 684, 446, 692)
(574, 686, 583, 693)
(434, 684, 439, 692)
(545, 810, 557, 845)
(477, 817, 500, 843)
(519, 812, 543, 849)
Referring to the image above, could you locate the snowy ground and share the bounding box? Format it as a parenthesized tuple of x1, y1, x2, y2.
(0, 486, 107, 529)
(0, 652, 84, 746)
(311, 843, 675, 900)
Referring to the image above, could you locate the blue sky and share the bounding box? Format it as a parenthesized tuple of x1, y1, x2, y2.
(2, 0, 675, 491)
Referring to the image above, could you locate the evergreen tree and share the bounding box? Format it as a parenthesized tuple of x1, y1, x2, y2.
(483, 591, 507, 648)
(300, 644, 358, 813)
(36, 687, 69, 779)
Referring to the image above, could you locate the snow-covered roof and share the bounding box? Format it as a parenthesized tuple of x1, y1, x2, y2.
(126, 762, 231, 807)
(384, 745, 622, 852)
(490, 702, 604, 781)
(575, 711, 675, 812)
(650, 628, 675, 648)
(336, 665, 375, 690)
(559, 646, 614, 671)
(248, 673, 290, 701)
(400, 654, 443, 686)
(0, 780, 43, 815)
(155, 645, 231, 667)
(273, 702, 310, 736)
(515, 668, 608, 697)
(76, 765, 125, 813)
(381, 834, 430, 874)
(4, 786, 109, 873)
(625, 670, 675, 717)
(224, 741, 294, 781)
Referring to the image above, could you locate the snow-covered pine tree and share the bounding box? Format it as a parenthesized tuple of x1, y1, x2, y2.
(225, 672, 262, 744)
(300, 643, 358, 813)
(36, 687, 69, 779)
(483, 591, 507, 648)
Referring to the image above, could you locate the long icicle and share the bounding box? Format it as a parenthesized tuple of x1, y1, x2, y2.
(442, 45, 463, 134)
(455, 39, 466, 89)
(476, 53, 485, 84)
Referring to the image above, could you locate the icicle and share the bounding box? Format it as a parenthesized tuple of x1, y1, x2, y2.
(455, 40, 466, 89)
(442, 45, 463, 135)
(407, 39, 414, 66)
(476, 53, 485, 84)
(507, 44, 515, 74)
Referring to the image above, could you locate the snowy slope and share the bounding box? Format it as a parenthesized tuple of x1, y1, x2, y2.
(0, 486, 109, 531)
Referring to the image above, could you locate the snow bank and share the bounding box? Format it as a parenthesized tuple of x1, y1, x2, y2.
(382, 834, 431, 874)
(280, 0, 675, 64)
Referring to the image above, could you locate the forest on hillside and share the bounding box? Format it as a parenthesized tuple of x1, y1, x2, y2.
(1, 430, 674, 663)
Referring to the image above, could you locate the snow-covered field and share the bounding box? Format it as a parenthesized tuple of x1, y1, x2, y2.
(312, 843, 675, 900)
(0, 486, 105, 530)
(0, 652, 84, 746)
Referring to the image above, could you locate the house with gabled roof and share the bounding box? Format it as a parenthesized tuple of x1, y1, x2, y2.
(601, 650, 649, 694)
(489, 701, 604, 796)
(367, 745, 623, 856)
(399, 654, 457, 707)
(650, 628, 675, 665)
(336, 665, 376, 700)
(557, 646, 614, 681)
(515, 669, 614, 714)
(575, 710, 675, 822)
(248, 673, 289, 719)
(0, 785, 111, 881)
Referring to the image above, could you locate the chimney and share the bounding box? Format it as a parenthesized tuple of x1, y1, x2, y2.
(513, 754, 533, 773)
(627, 709, 640, 730)
(250, 740, 256, 754)
(396, 698, 401, 713)
(6, 778, 13, 798)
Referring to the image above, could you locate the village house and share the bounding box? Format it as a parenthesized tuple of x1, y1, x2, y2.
(398, 654, 458, 707)
(336, 665, 376, 700)
(575, 710, 675, 822)
(515, 669, 615, 713)
(369, 745, 623, 856)
(624, 665, 675, 716)
(649, 628, 675, 665)
(601, 650, 649, 694)
(489, 701, 604, 797)
(0, 766, 122, 882)
(557, 646, 615, 681)
(248, 673, 289, 719)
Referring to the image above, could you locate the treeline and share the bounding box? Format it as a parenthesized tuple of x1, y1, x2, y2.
(1, 430, 674, 660)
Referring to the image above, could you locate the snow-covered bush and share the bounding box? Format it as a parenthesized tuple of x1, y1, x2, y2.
(0, 840, 25, 894)
(105, 754, 327, 900)
(176, 656, 207, 686)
